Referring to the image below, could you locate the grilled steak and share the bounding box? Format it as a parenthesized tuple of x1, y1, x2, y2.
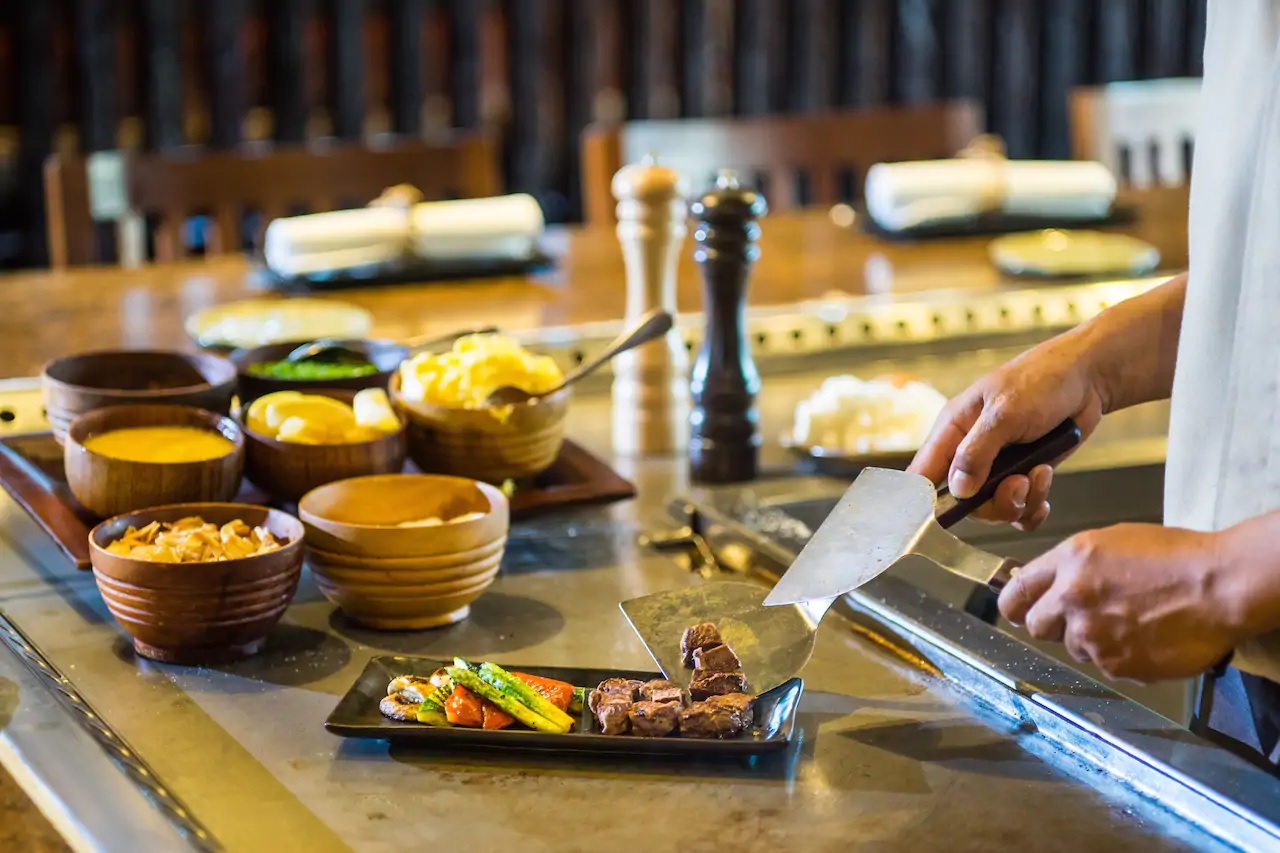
(679, 700, 746, 738)
(595, 697, 632, 735)
(680, 622, 723, 667)
(638, 679, 689, 707)
(689, 669, 746, 700)
(706, 693, 756, 727)
(639, 678, 679, 698)
(589, 678, 643, 713)
(692, 643, 741, 673)
(629, 700, 680, 737)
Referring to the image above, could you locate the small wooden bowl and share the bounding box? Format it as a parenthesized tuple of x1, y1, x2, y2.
(297, 473, 509, 558)
(43, 350, 237, 445)
(388, 373, 568, 482)
(239, 390, 407, 502)
(88, 503, 304, 664)
(230, 339, 406, 403)
(65, 405, 245, 519)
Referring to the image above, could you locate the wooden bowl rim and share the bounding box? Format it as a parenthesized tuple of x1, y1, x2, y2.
(298, 473, 508, 531)
(42, 349, 237, 397)
(68, 404, 245, 467)
(88, 502, 305, 570)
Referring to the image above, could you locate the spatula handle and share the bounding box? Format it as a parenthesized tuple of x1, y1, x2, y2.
(935, 418, 1082, 529)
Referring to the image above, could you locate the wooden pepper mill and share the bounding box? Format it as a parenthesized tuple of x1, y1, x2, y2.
(688, 170, 767, 483)
(610, 154, 691, 456)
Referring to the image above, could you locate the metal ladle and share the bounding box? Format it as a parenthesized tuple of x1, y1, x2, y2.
(484, 309, 674, 406)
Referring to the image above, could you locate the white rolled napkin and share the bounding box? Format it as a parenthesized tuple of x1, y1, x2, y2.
(263, 207, 411, 276)
(863, 159, 1117, 232)
(409, 193, 544, 261)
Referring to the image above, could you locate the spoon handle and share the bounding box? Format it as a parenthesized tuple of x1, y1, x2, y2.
(556, 309, 674, 390)
(403, 326, 500, 355)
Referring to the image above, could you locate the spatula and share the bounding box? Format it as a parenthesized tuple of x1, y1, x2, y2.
(620, 419, 1081, 694)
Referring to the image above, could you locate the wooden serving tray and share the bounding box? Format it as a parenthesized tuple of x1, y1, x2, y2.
(0, 432, 636, 572)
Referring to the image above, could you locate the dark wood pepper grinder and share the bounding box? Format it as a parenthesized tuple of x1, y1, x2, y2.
(688, 170, 767, 484)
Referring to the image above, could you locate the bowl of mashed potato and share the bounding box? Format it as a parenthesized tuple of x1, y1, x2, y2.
(389, 334, 568, 482)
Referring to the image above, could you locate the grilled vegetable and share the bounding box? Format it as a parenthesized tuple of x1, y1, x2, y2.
(511, 672, 575, 711)
(428, 668, 453, 690)
(482, 702, 515, 729)
(447, 663, 567, 733)
(444, 685, 484, 727)
(569, 687, 587, 714)
(475, 661, 576, 731)
(387, 675, 434, 703)
(417, 698, 449, 726)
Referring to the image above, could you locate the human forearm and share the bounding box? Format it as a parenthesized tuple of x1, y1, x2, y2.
(1072, 272, 1188, 414)
(1215, 510, 1280, 642)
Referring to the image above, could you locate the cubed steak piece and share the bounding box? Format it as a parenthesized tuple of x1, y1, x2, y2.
(689, 669, 746, 700)
(692, 643, 741, 673)
(680, 622, 723, 667)
(679, 701, 747, 739)
(588, 678, 643, 713)
(639, 679, 689, 707)
(595, 698, 632, 736)
(629, 701, 680, 737)
(706, 693, 756, 727)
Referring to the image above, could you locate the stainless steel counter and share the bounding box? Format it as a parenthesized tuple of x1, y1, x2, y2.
(0, 335, 1272, 852)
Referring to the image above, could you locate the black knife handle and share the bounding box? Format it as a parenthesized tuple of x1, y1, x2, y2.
(935, 418, 1082, 529)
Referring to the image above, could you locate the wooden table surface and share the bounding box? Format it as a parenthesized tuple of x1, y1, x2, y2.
(0, 188, 1188, 379)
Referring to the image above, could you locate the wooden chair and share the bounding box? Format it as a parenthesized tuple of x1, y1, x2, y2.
(44, 135, 500, 267)
(581, 101, 983, 226)
(1070, 78, 1201, 188)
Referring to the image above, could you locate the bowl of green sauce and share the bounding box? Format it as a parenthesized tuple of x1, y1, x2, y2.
(232, 339, 407, 401)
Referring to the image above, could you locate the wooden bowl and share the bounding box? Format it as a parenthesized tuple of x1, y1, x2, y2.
(43, 350, 237, 445)
(65, 405, 245, 519)
(88, 503, 304, 664)
(230, 339, 406, 402)
(239, 391, 407, 502)
(389, 373, 568, 482)
(297, 473, 509, 558)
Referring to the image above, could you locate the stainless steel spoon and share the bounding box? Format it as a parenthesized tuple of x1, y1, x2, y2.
(284, 326, 499, 365)
(484, 309, 674, 406)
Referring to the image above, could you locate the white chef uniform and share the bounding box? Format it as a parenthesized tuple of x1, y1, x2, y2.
(1165, 1, 1280, 756)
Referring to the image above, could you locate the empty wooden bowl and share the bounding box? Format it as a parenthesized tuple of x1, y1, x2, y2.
(388, 373, 568, 482)
(239, 390, 407, 502)
(43, 350, 237, 445)
(230, 339, 406, 402)
(298, 474, 508, 629)
(88, 503, 304, 664)
(65, 405, 245, 519)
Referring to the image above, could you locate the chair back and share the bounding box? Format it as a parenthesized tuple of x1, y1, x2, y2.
(581, 102, 983, 226)
(1070, 78, 1201, 188)
(44, 136, 499, 267)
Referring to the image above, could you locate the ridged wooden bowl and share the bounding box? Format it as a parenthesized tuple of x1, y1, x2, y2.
(65, 405, 245, 519)
(388, 373, 568, 482)
(298, 474, 508, 629)
(88, 503, 304, 664)
(230, 339, 405, 403)
(43, 350, 237, 446)
(239, 390, 407, 502)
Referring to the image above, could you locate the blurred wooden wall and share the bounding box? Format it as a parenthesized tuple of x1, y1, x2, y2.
(0, 0, 1207, 268)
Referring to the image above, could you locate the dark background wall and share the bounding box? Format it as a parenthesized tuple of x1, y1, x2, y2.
(0, 0, 1207, 269)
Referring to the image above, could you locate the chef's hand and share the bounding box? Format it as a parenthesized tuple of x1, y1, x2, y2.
(908, 332, 1106, 531)
(998, 523, 1242, 681)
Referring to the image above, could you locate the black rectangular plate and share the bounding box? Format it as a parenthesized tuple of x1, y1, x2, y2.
(257, 252, 554, 292)
(855, 202, 1137, 241)
(326, 656, 803, 756)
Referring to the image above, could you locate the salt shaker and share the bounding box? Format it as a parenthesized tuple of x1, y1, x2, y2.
(688, 170, 767, 483)
(610, 154, 691, 456)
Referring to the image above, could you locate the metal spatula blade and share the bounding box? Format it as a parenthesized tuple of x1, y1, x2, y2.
(620, 581, 826, 695)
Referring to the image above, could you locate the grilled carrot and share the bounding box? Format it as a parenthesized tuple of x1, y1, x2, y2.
(481, 701, 516, 730)
(444, 685, 484, 727)
(512, 673, 575, 711)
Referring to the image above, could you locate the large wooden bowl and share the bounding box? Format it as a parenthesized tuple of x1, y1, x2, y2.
(230, 339, 406, 402)
(389, 373, 568, 482)
(43, 350, 237, 445)
(88, 503, 304, 664)
(239, 390, 407, 502)
(298, 473, 508, 629)
(297, 473, 508, 557)
(65, 405, 245, 519)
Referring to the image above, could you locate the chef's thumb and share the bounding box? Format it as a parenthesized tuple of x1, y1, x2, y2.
(948, 403, 1023, 499)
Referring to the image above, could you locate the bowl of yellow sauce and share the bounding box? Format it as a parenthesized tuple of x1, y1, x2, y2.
(66, 405, 245, 518)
